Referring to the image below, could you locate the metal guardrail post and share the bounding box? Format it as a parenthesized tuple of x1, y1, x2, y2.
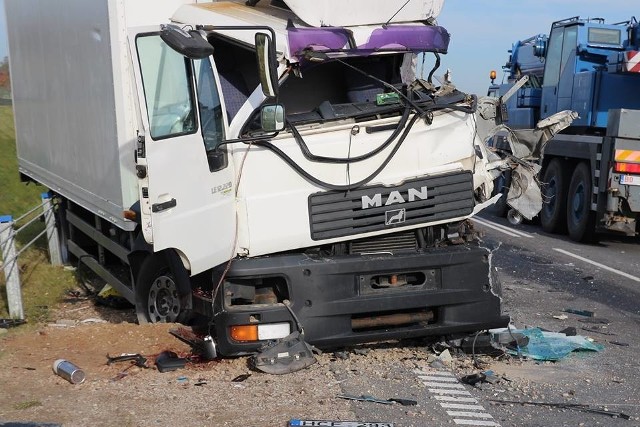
(0, 215, 24, 319)
(41, 193, 62, 266)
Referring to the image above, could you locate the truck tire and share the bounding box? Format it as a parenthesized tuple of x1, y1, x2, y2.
(135, 253, 186, 324)
(567, 162, 596, 242)
(540, 159, 569, 233)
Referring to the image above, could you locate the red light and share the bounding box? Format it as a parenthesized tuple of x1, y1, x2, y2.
(615, 162, 640, 173)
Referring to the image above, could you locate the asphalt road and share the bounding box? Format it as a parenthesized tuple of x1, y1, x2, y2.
(330, 210, 640, 427)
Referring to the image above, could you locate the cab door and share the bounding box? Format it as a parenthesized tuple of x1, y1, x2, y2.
(129, 29, 236, 275)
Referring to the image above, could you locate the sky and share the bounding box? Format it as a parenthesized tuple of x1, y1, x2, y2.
(0, 0, 637, 94)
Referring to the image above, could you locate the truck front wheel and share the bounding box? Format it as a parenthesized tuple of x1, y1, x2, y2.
(540, 159, 568, 233)
(135, 253, 185, 324)
(567, 162, 596, 242)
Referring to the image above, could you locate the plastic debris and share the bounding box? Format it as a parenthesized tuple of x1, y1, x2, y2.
(490, 399, 630, 420)
(505, 328, 604, 361)
(564, 309, 595, 317)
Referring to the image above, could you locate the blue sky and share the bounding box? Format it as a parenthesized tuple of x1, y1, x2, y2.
(0, 0, 637, 94)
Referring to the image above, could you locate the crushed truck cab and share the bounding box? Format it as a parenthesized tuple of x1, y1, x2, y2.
(6, 0, 525, 359)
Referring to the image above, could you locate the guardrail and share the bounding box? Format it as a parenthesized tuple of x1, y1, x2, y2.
(0, 193, 62, 319)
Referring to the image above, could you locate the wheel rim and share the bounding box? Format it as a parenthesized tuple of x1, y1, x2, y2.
(147, 274, 180, 323)
(571, 181, 586, 223)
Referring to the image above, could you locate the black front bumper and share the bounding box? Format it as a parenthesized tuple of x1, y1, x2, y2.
(195, 243, 508, 356)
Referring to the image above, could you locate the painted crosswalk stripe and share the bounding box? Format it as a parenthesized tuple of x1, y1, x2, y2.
(419, 375, 459, 382)
(447, 411, 494, 418)
(414, 369, 454, 376)
(428, 389, 473, 395)
(440, 403, 486, 410)
(435, 396, 478, 403)
(453, 420, 501, 426)
(417, 368, 500, 426)
(424, 382, 466, 389)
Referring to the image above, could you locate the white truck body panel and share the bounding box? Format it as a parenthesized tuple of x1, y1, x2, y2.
(5, 0, 204, 231)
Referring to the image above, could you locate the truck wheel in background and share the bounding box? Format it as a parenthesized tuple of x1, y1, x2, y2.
(567, 162, 596, 242)
(540, 159, 569, 233)
(492, 170, 512, 218)
(135, 253, 185, 324)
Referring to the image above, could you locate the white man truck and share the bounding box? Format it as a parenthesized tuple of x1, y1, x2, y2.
(6, 0, 515, 360)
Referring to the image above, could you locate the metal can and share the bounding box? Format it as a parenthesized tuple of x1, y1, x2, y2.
(52, 359, 85, 384)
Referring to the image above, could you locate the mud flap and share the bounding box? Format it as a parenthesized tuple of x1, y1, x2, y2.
(251, 331, 318, 374)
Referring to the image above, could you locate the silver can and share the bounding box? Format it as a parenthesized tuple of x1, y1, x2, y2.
(52, 359, 86, 384)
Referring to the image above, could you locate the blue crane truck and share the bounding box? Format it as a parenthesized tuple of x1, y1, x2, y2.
(489, 16, 640, 241)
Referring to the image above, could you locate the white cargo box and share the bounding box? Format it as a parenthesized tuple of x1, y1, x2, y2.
(5, 0, 199, 230)
(281, 0, 444, 27)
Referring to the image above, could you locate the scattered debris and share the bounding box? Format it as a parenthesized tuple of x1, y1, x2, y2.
(581, 326, 616, 336)
(337, 394, 417, 406)
(578, 318, 610, 325)
(608, 341, 630, 347)
(52, 359, 85, 384)
(289, 420, 394, 427)
(155, 351, 186, 373)
(504, 328, 604, 361)
(564, 309, 595, 317)
(489, 399, 630, 420)
(460, 372, 487, 386)
(251, 331, 318, 375)
(194, 379, 208, 386)
(333, 351, 349, 360)
(106, 353, 148, 368)
(231, 373, 251, 383)
(558, 327, 577, 337)
(0, 318, 26, 328)
(552, 314, 569, 320)
(353, 348, 370, 356)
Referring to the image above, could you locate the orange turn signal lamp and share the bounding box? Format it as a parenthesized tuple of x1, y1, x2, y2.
(230, 325, 259, 342)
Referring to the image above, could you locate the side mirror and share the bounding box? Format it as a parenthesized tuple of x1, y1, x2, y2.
(255, 33, 279, 98)
(160, 25, 214, 59)
(261, 104, 285, 132)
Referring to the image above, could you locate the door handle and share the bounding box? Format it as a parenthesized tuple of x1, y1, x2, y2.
(152, 198, 177, 213)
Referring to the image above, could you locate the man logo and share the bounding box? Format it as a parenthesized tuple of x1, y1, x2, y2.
(361, 186, 428, 210)
(385, 208, 406, 225)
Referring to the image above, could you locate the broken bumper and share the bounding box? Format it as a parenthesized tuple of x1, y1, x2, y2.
(195, 243, 509, 356)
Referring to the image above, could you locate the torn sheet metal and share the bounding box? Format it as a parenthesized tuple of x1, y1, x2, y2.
(506, 163, 542, 220)
(475, 95, 578, 219)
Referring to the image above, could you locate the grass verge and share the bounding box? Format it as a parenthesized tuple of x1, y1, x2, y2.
(0, 105, 80, 321)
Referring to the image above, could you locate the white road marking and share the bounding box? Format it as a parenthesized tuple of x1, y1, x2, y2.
(435, 396, 479, 403)
(474, 217, 534, 238)
(447, 411, 494, 418)
(440, 403, 486, 410)
(418, 369, 500, 426)
(553, 248, 640, 283)
(428, 389, 473, 395)
(424, 382, 467, 389)
(419, 375, 459, 382)
(453, 419, 501, 426)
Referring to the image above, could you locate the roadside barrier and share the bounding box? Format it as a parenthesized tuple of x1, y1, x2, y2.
(0, 193, 62, 319)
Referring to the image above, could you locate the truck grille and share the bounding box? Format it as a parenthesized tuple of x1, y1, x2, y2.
(308, 171, 474, 240)
(349, 231, 417, 254)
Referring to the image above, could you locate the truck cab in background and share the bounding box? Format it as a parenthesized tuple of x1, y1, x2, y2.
(489, 16, 640, 241)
